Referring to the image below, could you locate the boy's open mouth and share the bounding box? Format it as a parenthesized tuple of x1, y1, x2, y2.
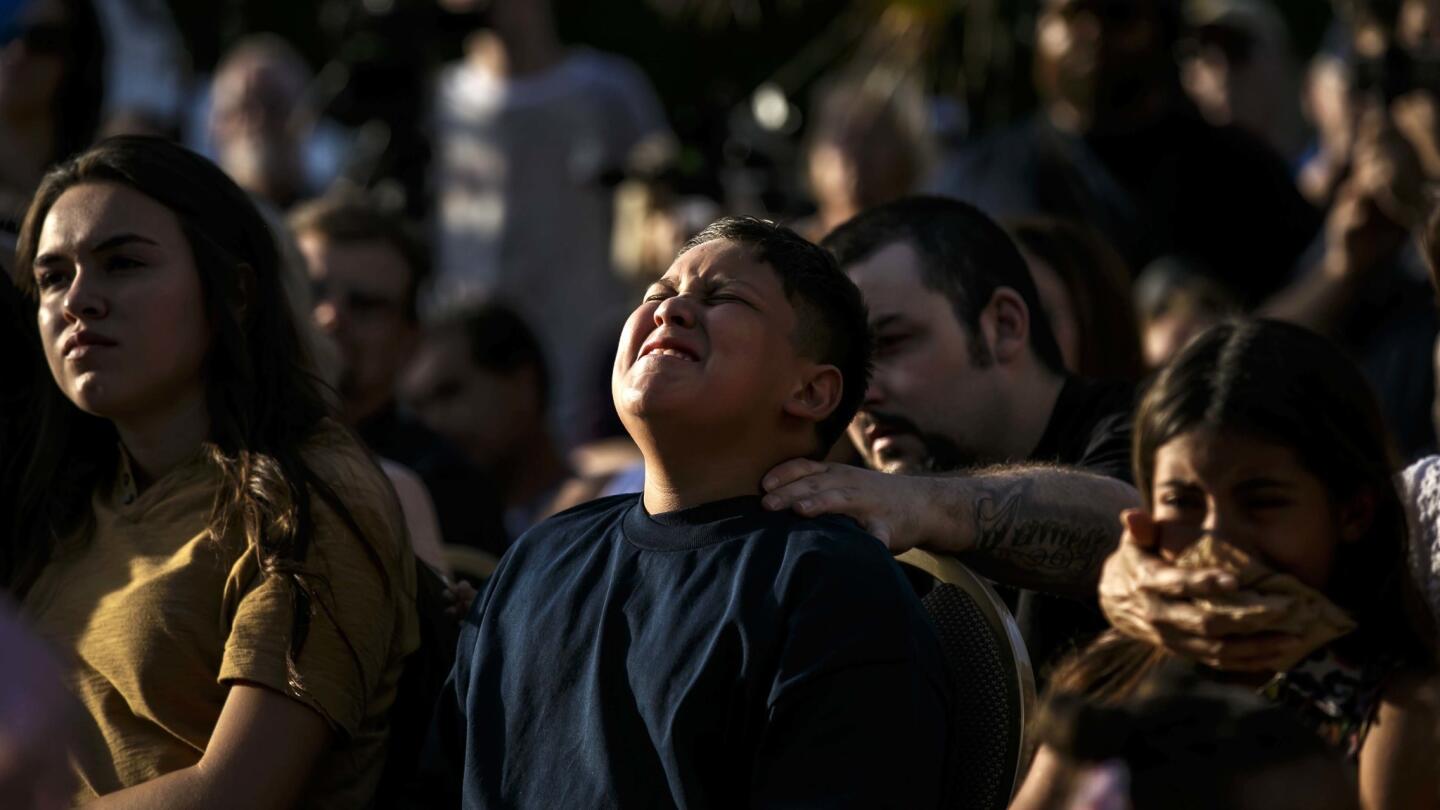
(639, 334, 702, 362)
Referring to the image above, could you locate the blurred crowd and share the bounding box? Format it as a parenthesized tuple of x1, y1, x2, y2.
(8, 0, 1440, 808)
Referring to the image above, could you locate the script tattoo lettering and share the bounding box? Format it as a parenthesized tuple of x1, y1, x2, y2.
(970, 478, 1111, 583)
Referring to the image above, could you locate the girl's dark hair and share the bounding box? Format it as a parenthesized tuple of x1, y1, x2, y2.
(1007, 217, 1143, 381)
(1135, 319, 1423, 663)
(1054, 319, 1429, 700)
(7, 136, 387, 680)
(1036, 667, 1351, 810)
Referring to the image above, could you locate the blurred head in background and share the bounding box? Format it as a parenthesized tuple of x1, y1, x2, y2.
(289, 193, 427, 425)
(804, 70, 934, 238)
(1008, 217, 1143, 381)
(0, 0, 103, 244)
(1179, 0, 1306, 159)
(210, 34, 312, 209)
(1034, 0, 1185, 134)
(1133, 255, 1239, 368)
(403, 300, 552, 483)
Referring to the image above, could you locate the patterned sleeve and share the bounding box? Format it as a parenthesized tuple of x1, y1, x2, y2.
(1401, 456, 1440, 649)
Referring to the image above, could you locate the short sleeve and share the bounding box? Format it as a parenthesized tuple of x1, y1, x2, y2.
(219, 438, 417, 737)
(578, 50, 671, 161)
(1075, 410, 1134, 484)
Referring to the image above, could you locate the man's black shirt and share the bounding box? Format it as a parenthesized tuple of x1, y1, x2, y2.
(1030, 377, 1136, 483)
(429, 494, 952, 809)
(1015, 377, 1136, 677)
(357, 402, 508, 555)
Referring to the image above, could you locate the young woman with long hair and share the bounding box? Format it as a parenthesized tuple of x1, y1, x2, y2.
(5, 135, 417, 807)
(1016, 319, 1437, 810)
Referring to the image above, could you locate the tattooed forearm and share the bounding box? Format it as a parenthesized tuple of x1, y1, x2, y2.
(945, 469, 1136, 597)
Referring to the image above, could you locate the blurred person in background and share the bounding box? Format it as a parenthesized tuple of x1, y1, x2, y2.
(403, 300, 641, 541)
(261, 203, 450, 576)
(0, 0, 103, 239)
(203, 34, 350, 211)
(1134, 254, 1240, 367)
(431, 0, 675, 447)
(90, 0, 186, 140)
(798, 69, 935, 241)
(1012, 670, 1361, 810)
(1179, 0, 1308, 164)
(9, 136, 417, 807)
(290, 193, 508, 555)
(933, 0, 1319, 306)
(1008, 216, 1143, 381)
(1299, 51, 1358, 204)
(1264, 1, 1440, 460)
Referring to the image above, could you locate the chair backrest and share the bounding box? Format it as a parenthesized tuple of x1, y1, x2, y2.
(896, 549, 1036, 810)
(445, 544, 501, 583)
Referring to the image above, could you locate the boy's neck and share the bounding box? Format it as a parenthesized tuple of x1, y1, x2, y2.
(641, 456, 767, 514)
(639, 430, 798, 514)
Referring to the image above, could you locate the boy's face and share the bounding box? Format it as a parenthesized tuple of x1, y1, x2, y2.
(613, 239, 804, 443)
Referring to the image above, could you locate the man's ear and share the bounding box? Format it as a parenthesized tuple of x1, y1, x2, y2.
(783, 363, 844, 425)
(1339, 489, 1377, 544)
(979, 287, 1030, 364)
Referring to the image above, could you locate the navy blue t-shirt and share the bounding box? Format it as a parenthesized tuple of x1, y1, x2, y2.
(429, 493, 952, 809)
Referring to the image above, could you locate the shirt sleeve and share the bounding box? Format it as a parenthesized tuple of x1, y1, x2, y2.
(1076, 409, 1134, 484)
(752, 536, 952, 808)
(219, 445, 416, 737)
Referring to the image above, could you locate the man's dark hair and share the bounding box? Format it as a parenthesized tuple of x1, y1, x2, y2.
(288, 192, 431, 322)
(822, 195, 1066, 374)
(431, 300, 551, 411)
(680, 217, 871, 456)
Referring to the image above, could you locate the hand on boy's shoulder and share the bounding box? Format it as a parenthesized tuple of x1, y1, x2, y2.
(761, 459, 939, 553)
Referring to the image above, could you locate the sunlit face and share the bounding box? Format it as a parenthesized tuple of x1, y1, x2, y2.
(32, 182, 210, 422)
(845, 240, 1003, 474)
(402, 329, 539, 472)
(1151, 427, 1349, 590)
(298, 234, 417, 417)
(613, 239, 806, 444)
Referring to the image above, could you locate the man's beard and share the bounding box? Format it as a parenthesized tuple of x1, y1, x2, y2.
(855, 410, 974, 474)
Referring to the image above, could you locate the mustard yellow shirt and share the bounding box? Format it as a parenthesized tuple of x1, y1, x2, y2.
(23, 421, 419, 807)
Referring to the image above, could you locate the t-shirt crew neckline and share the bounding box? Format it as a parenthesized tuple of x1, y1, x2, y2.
(110, 442, 212, 517)
(623, 494, 781, 552)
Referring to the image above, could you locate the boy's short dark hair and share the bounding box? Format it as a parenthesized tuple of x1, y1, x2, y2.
(822, 195, 1065, 374)
(430, 299, 552, 411)
(680, 217, 871, 455)
(288, 192, 431, 322)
